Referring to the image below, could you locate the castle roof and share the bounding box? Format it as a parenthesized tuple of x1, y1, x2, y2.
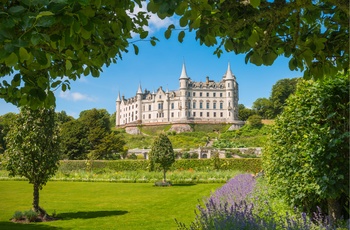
(224, 63, 235, 80)
(179, 63, 189, 80)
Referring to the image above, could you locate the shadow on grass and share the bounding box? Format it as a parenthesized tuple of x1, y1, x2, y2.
(58, 210, 128, 220)
(172, 184, 197, 187)
(0, 221, 63, 230)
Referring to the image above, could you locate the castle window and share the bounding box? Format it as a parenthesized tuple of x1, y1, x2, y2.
(188, 92, 191, 97)
(187, 101, 191, 109)
(206, 102, 210, 109)
(200, 112, 203, 117)
(228, 92, 230, 97)
(214, 112, 216, 117)
(159, 95, 161, 99)
(136, 104, 138, 108)
(193, 112, 196, 117)
(220, 102, 223, 109)
(143, 115, 145, 119)
(193, 101, 196, 109)
(207, 112, 210, 117)
(158, 103, 163, 110)
(206, 92, 209, 97)
(193, 92, 196, 96)
(149, 105, 151, 111)
(157, 113, 158, 118)
(213, 93, 216, 97)
(171, 103, 174, 109)
(220, 112, 223, 117)
(200, 102, 203, 109)
(220, 93, 223, 97)
(171, 112, 174, 117)
(213, 102, 216, 109)
(149, 114, 151, 119)
(200, 92, 202, 97)
(188, 111, 191, 117)
(228, 83, 230, 87)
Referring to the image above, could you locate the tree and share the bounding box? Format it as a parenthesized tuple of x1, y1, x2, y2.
(0, 1, 156, 108)
(55, 110, 74, 125)
(252, 98, 274, 119)
(263, 73, 349, 222)
(4, 107, 60, 215)
(148, 0, 348, 79)
(91, 131, 126, 160)
(238, 104, 256, 121)
(270, 78, 299, 116)
(0, 112, 17, 154)
(60, 120, 88, 160)
(247, 115, 263, 128)
(149, 133, 175, 183)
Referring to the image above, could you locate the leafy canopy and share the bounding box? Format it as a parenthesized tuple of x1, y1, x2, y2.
(263, 73, 349, 217)
(5, 107, 60, 189)
(148, 0, 349, 79)
(149, 133, 175, 181)
(0, 0, 155, 108)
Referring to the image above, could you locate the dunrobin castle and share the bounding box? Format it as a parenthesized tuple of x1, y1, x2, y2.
(116, 63, 244, 134)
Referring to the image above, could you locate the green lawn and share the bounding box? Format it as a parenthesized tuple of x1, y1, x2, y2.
(0, 181, 222, 229)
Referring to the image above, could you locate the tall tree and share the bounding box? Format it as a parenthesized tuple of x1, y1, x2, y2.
(148, 0, 348, 79)
(238, 104, 256, 121)
(60, 120, 88, 160)
(5, 107, 60, 215)
(0, 0, 156, 108)
(92, 131, 126, 160)
(252, 98, 274, 119)
(149, 133, 175, 183)
(263, 73, 349, 222)
(270, 78, 299, 116)
(0, 112, 17, 154)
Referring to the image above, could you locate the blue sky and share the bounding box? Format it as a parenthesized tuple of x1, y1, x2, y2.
(0, 7, 302, 118)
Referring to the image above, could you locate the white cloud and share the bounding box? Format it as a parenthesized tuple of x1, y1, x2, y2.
(131, 2, 177, 36)
(59, 91, 97, 102)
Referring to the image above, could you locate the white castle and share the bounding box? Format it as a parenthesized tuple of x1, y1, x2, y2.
(116, 63, 244, 132)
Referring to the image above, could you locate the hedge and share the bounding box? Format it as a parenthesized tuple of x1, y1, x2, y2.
(58, 158, 262, 173)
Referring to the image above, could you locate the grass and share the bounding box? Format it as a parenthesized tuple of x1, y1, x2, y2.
(0, 181, 222, 229)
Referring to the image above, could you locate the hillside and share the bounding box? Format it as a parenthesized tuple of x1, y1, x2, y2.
(117, 123, 271, 150)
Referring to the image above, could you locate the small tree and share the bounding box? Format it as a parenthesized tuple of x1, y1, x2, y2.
(247, 115, 263, 128)
(263, 73, 349, 222)
(5, 107, 60, 216)
(149, 133, 175, 183)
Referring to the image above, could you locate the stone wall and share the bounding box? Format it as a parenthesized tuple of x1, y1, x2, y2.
(169, 124, 193, 133)
(125, 126, 141, 135)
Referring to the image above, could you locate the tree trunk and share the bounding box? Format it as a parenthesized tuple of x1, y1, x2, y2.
(328, 198, 342, 223)
(163, 170, 166, 182)
(33, 183, 39, 213)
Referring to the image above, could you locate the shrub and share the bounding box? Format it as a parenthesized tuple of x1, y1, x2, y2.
(12, 211, 23, 221)
(181, 152, 190, 159)
(190, 153, 199, 159)
(225, 151, 233, 158)
(24, 210, 38, 222)
(127, 153, 137, 160)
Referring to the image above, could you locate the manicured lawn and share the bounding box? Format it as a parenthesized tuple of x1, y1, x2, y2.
(0, 181, 222, 229)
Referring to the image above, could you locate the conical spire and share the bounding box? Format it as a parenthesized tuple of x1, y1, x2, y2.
(225, 62, 234, 80)
(137, 83, 142, 94)
(116, 92, 121, 102)
(179, 63, 189, 80)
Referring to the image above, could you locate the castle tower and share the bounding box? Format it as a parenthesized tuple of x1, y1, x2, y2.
(116, 92, 121, 126)
(224, 63, 237, 122)
(179, 63, 189, 121)
(136, 83, 142, 122)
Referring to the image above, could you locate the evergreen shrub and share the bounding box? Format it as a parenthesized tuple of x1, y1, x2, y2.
(58, 158, 262, 173)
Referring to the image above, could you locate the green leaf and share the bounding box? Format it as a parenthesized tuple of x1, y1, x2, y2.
(19, 47, 30, 62)
(133, 44, 139, 55)
(140, 31, 149, 39)
(178, 31, 185, 43)
(51, 80, 62, 88)
(66, 60, 72, 70)
(5, 53, 18, 67)
(36, 11, 54, 19)
(31, 33, 41, 46)
(250, 0, 261, 8)
(150, 40, 156, 46)
(9, 6, 26, 15)
(247, 30, 259, 47)
(165, 29, 172, 39)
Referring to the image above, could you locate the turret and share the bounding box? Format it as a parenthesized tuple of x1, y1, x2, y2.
(179, 63, 189, 120)
(224, 63, 237, 121)
(116, 92, 121, 126)
(136, 83, 142, 122)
